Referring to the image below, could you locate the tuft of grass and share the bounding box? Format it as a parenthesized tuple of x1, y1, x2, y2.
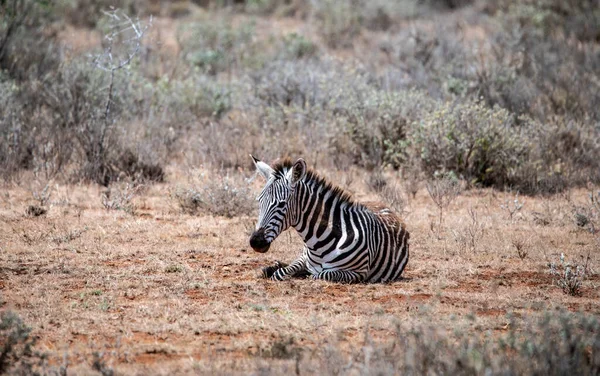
(25, 205, 47, 217)
(101, 182, 140, 215)
(164, 264, 184, 273)
(512, 237, 529, 260)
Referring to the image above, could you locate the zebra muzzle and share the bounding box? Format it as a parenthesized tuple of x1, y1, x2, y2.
(249, 229, 271, 253)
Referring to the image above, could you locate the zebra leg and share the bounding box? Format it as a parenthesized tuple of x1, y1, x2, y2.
(313, 270, 366, 284)
(270, 257, 308, 281)
(261, 261, 288, 279)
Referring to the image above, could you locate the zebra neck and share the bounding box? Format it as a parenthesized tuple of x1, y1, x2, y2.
(291, 179, 345, 243)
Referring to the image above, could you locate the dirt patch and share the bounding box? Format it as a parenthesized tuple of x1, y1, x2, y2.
(476, 308, 507, 317)
(2, 182, 599, 374)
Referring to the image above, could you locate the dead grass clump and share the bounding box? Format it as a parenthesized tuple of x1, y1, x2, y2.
(260, 336, 302, 360)
(25, 205, 47, 217)
(572, 189, 600, 234)
(173, 173, 255, 218)
(101, 182, 140, 215)
(451, 207, 485, 253)
(512, 237, 529, 260)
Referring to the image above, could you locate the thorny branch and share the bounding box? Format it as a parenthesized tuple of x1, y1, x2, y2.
(91, 9, 152, 159)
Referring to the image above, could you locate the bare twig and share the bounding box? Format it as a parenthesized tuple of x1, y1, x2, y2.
(90, 10, 152, 166)
(426, 175, 462, 237)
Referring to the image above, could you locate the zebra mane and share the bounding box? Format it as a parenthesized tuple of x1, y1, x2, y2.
(271, 158, 357, 206)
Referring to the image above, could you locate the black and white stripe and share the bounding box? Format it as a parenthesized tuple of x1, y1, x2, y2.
(249, 156, 409, 284)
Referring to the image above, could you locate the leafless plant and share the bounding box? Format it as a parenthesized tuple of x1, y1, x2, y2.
(101, 182, 140, 215)
(452, 207, 485, 252)
(92, 10, 151, 149)
(30, 179, 53, 207)
(380, 184, 407, 218)
(426, 175, 462, 236)
(84, 9, 152, 185)
(404, 175, 421, 200)
(500, 192, 525, 221)
(403, 160, 424, 200)
(572, 189, 600, 234)
(365, 169, 387, 194)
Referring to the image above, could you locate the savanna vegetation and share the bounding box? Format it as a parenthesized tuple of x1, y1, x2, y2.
(1, 0, 599, 374)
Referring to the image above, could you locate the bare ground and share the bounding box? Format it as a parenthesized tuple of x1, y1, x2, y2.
(1, 169, 599, 374)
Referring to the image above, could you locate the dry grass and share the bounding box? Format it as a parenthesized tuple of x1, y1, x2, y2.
(1, 168, 599, 374)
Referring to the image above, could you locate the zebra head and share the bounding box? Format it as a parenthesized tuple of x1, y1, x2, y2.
(249, 155, 306, 253)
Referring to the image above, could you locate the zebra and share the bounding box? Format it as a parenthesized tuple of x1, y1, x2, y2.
(249, 155, 409, 284)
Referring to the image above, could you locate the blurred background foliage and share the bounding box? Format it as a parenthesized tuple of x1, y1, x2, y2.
(1, 0, 598, 192)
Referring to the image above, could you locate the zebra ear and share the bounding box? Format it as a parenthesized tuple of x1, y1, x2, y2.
(250, 154, 274, 180)
(290, 158, 307, 186)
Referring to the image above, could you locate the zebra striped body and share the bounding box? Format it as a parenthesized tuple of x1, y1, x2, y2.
(249, 156, 409, 284)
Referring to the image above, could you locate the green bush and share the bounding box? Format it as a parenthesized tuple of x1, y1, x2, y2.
(179, 17, 259, 74)
(416, 100, 528, 188)
(336, 89, 437, 169)
(279, 33, 318, 60)
(312, 0, 361, 48)
(153, 73, 232, 120)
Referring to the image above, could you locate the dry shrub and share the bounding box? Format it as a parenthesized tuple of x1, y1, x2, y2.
(451, 207, 485, 253)
(365, 170, 406, 217)
(173, 173, 255, 218)
(479, 1, 600, 122)
(1, 9, 164, 185)
(512, 236, 529, 260)
(0, 0, 61, 81)
(572, 189, 600, 234)
(101, 181, 141, 215)
(426, 174, 462, 232)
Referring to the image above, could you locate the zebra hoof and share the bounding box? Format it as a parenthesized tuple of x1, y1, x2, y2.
(261, 261, 288, 279)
